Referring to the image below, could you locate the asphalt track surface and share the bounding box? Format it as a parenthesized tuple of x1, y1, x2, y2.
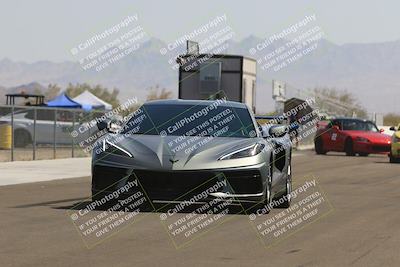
(1, 151, 399, 267)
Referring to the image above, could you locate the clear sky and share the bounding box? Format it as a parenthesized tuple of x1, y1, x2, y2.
(1, 0, 399, 62)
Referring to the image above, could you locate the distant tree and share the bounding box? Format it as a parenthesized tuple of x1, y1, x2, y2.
(312, 87, 367, 118)
(65, 83, 120, 108)
(384, 113, 400, 126)
(45, 83, 61, 100)
(146, 85, 173, 101)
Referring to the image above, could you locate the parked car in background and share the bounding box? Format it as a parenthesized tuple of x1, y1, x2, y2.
(314, 118, 391, 156)
(389, 124, 400, 163)
(0, 109, 95, 147)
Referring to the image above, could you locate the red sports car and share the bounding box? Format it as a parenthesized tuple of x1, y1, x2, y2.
(314, 118, 391, 156)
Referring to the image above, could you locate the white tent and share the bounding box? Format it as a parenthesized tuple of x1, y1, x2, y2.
(72, 90, 113, 111)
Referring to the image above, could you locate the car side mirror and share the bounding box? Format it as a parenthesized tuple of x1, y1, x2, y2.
(257, 124, 269, 138)
(97, 119, 121, 133)
(107, 122, 122, 133)
(97, 120, 108, 131)
(269, 125, 288, 138)
(389, 126, 396, 131)
(379, 128, 385, 133)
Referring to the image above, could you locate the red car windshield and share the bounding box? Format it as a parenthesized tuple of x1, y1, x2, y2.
(342, 120, 379, 132)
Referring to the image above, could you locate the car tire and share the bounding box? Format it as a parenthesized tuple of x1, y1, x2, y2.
(276, 163, 292, 208)
(314, 137, 327, 155)
(14, 129, 31, 148)
(358, 153, 369, 157)
(345, 138, 355, 156)
(263, 183, 272, 213)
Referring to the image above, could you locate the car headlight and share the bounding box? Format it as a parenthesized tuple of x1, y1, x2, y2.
(102, 139, 133, 158)
(355, 137, 370, 143)
(218, 143, 265, 160)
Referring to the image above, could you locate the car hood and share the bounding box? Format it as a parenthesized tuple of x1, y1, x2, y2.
(99, 134, 266, 170)
(346, 131, 391, 142)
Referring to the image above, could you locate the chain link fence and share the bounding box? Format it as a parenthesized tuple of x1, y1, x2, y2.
(0, 105, 105, 162)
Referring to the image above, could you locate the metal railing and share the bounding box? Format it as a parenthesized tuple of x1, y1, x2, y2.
(0, 105, 105, 162)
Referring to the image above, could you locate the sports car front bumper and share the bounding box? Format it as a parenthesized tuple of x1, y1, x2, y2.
(91, 163, 268, 204)
(354, 141, 391, 154)
(390, 142, 400, 158)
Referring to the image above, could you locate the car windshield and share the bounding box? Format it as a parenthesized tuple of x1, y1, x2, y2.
(122, 102, 256, 138)
(342, 120, 379, 132)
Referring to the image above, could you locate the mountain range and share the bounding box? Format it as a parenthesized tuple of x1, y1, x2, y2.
(0, 36, 399, 114)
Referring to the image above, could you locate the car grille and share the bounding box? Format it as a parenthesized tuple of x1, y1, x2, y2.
(92, 166, 264, 200)
(133, 169, 263, 201)
(133, 170, 217, 200)
(372, 145, 390, 152)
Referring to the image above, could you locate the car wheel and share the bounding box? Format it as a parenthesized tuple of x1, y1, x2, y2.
(276, 164, 292, 208)
(345, 138, 355, 156)
(314, 137, 327, 155)
(14, 129, 31, 148)
(358, 153, 369, 157)
(252, 162, 273, 213)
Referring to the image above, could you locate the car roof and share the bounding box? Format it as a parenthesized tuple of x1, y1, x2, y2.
(332, 117, 372, 123)
(144, 99, 248, 109)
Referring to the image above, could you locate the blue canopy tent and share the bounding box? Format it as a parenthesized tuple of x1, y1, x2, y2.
(46, 92, 82, 108)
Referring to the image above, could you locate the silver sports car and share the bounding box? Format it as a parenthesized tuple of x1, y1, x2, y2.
(92, 99, 292, 212)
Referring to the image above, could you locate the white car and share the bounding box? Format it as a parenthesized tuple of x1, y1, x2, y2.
(0, 109, 86, 147)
